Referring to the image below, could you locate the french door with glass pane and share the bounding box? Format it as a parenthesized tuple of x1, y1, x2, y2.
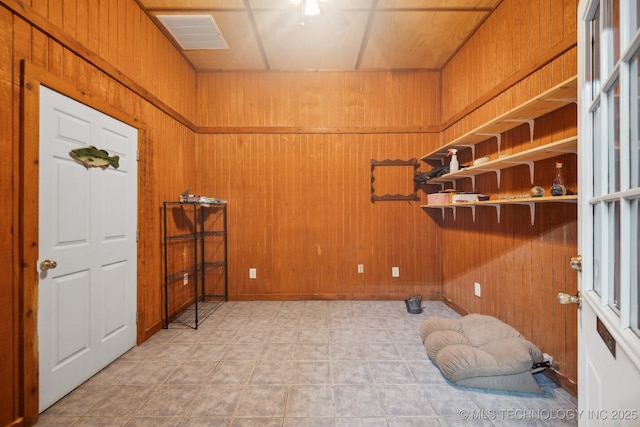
(577, 0, 640, 422)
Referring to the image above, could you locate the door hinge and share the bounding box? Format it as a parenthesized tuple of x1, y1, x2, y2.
(136, 229, 139, 242)
(136, 311, 140, 324)
(136, 149, 139, 161)
(570, 255, 582, 271)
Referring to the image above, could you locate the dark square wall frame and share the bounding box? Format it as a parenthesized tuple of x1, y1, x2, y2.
(370, 158, 420, 202)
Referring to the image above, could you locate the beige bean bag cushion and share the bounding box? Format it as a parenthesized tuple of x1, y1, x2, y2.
(420, 314, 545, 394)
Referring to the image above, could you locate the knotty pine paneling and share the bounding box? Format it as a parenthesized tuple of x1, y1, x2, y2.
(8, 0, 199, 333)
(441, 0, 578, 125)
(439, 106, 578, 385)
(2, 1, 583, 424)
(0, 6, 17, 424)
(434, 0, 579, 388)
(195, 70, 443, 300)
(197, 132, 443, 300)
(197, 71, 441, 129)
(10, 1, 196, 342)
(442, 56, 578, 144)
(3, 0, 200, 423)
(440, 206, 578, 383)
(25, 0, 198, 123)
(149, 110, 198, 331)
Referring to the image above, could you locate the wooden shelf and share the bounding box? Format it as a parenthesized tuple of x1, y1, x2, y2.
(419, 75, 577, 225)
(425, 136, 577, 190)
(421, 195, 577, 224)
(421, 76, 577, 165)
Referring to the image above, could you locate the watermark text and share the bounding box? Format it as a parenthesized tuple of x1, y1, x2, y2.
(458, 408, 638, 421)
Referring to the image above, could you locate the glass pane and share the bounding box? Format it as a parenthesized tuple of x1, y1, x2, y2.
(604, 0, 620, 67)
(614, 0, 620, 62)
(609, 201, 621, 312)
(592, 5, 601, 97)
(608, 79, 621, 193)
(593, 103, 603, 196)
(633, 50, 640, 188)
(594, 203, 603, 296)
(633, 199, 640, 337)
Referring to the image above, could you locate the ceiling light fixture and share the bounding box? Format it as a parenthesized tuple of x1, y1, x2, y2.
(304, 0, 320, 16)
(291, 0, 321, 17)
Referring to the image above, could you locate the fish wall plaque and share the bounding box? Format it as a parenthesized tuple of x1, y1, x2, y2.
(70, 146, 120, 170)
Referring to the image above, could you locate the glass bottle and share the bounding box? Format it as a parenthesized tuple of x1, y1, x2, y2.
(550, 160, 567, 196)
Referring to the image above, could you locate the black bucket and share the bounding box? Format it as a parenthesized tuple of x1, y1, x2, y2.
(404, 295, 423, 314)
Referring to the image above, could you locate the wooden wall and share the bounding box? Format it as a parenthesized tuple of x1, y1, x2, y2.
(193, 0, 580, 391)
(0, 5, 16, 425)
(1, 0, 580, 425)
(438, 0, 579, 389)
(441, 0, 578, 125)
(1, 0, 198, 424)
(195, 71, 444, 300)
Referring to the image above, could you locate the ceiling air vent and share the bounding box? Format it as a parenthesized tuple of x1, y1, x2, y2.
(157, 15, 228, 50)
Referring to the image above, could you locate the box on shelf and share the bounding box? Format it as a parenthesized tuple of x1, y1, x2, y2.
(452, 193, 480, 203)
(427, 191, 456, 205)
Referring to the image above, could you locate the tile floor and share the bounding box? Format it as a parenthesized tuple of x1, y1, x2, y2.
(36, 300, 578, 426)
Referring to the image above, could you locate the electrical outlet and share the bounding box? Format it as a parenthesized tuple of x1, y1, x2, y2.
(183, 273, 189, 286)
(249, 268, 257, 279)
(357, 264, 364, 274)
(474, 282, 481, 297)
(392, 267, 400, 278)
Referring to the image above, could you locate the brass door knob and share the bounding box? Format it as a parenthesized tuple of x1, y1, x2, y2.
(557, 291, 581, 308)
(40, 259, 57, 270)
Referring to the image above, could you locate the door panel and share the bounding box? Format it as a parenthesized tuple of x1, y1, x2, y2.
(577, 0, 640, 423)
(102, 261, 129, 337)
(53, 271, 91, 363)
(38, 86, 138, 412)
(583, 348, 603, 417)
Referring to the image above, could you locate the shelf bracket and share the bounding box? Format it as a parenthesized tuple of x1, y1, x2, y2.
(482, 204, 501, 223)
(526, 161, 535, 184)
(491, 169, 501, 189)
(428, 181, 446, 190)
(471, 205, 476, 222)
(475, 133, 501, 154)
(512, 201, 536, 225)
(453, 206, 456, 221)
(437, 206, 457, 221)
(470, 175, 475, 192)
(458, 144, 476, 159)
(500, 160, 535, 184)
(439, 179, 457, 191)
(504, 119, 535, 144)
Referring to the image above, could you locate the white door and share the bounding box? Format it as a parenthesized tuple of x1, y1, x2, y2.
(38, 86, 138, 412)
(575, 0, 640, 424)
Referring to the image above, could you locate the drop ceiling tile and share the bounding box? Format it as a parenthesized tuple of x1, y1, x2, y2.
(359, 10, 488, 69)
(377, 0, 501, 8)
(181, 11, 266, 70)
(140, 0, 503, 71)
(253, 9, 370, 70)
(141, 0, 246, 8)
